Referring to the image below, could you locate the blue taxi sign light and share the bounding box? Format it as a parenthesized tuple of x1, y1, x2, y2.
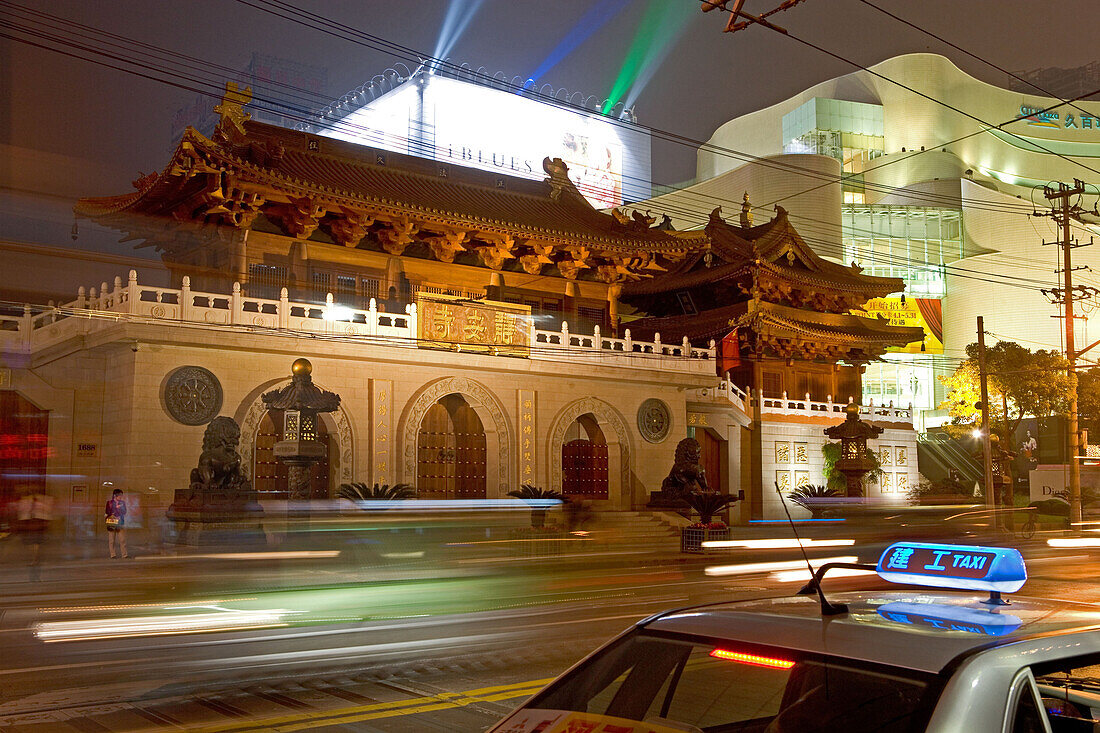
(878, 601, 1023, 637)
(876, 542, 1027, 594)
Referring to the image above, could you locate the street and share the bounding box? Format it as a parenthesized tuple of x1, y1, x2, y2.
(1, 536, 1097, 731)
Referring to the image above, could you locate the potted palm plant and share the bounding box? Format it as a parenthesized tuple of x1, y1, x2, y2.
(507, 485, 566, 556)
(680, 491, 736, 552)
(788, 484, 841, 519)
(336, 481, 416, 505)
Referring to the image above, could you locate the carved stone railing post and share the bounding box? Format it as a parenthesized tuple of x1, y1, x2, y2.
(88, 287, 97, 310)
(654, 331, 661, 355)
(278, 287, 289, 329)
(682, 336, 691, 357)
(592, 324, 601, 350)
(406, 302, 417, 340)
(231, 282, 243, 325)
(624, 328, 633, 352)
(367, 297, 378, 336)
(128, 270, 139, 314)
(21, 304, 32, 352)
(180, 276, 192, 321)
(561, 320, 570, 347)
(77, 286, 86, 310)
(325, 292, 335, 332)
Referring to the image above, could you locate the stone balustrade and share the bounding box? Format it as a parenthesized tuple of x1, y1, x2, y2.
(759, 392, 913, 423)
(697, 379, 913, 425)
(0, 270, 717, 374)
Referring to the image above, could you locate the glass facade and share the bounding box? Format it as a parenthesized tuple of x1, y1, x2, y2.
(841, 205, 963, 298)
(841, 204, 964, 429)
(782, 98, 884, 201)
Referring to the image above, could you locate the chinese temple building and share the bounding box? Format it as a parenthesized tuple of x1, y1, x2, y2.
(1, 86, 922, 534)
(620, 197, 924, 516)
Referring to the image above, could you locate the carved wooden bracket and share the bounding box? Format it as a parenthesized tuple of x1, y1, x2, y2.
(324, 208, 375, 248)
(475, 236, 516, 270)
(269, 196, 325, 239)
(376, 216, 419, 256)
(519, 255, 544, 275)
(518, 242, 555, 274)
(425, 229, 469, 264)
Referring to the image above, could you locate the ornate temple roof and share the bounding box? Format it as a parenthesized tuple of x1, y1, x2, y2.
(620, 205, 905, 310)
(626, 300, 926, 362)
(75, 87, 703, 283)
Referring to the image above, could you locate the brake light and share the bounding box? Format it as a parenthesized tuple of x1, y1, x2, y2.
(709, 648, 795, 669)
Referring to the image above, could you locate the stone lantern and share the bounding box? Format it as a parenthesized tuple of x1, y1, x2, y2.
(261, 358, 340, 502)
(824, 403, 883, 498)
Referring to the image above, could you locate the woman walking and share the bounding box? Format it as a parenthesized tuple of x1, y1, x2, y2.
(105, 488, 129, 559)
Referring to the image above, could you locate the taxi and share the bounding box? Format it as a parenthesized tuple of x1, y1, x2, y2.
(490, 542, 1100, 733)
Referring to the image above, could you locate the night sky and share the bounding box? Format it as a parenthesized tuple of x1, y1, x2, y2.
(2, 0, 1097, 208)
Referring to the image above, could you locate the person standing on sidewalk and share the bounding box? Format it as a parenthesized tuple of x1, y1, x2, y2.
(105, 488, 129, 559)
(15, 489, 53, 580)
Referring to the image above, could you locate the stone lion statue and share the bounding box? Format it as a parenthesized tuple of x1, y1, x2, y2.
(189, 416, 251, 498)
(659, 437, 710, 500)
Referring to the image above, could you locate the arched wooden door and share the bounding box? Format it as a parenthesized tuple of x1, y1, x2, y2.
(453, 404, 486, 499)
(253, 410, 331, 500)
(561, 414, 608, 499)
(416, 396, 487, 499)
(417, 402, 455, 499)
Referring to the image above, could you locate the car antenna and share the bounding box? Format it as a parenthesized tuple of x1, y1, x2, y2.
(774, 482, 848, 616)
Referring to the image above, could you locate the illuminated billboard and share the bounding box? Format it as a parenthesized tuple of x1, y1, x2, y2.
(316, 74, 651, 208)
(858, 297, 944, 354)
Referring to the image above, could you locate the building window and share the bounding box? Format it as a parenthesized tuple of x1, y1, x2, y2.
(335, 275, 357, 306)
(247, 263, 288, 300)
(762, 371, 783, 399)
(361, 277, 380, 302)
(577, 305, 606, 333)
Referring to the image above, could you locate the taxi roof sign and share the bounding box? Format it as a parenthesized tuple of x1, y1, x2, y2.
(877, 542, 1027, 594)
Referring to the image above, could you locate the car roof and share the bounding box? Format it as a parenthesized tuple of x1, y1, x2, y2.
(641, 591, 1100, 674)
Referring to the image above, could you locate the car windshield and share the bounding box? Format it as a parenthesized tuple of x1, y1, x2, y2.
(524, 631, 938, 733)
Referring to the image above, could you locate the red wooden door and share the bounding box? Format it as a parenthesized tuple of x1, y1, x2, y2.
(0, 391, 49, 507)
(562, 439, 608, 499)
(453, 404, 486, 499)
(417, 403, 455, 499)
(697, 428, 723, 493)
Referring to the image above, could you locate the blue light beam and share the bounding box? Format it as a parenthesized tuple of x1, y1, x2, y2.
(433, 0, 488, 66)
(527, 0, 632, 85)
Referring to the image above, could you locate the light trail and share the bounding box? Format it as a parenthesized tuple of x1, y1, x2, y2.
(704, 555, 859, 577)
(702, 538, 856, 549)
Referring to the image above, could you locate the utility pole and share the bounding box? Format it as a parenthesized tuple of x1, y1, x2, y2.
(1043, 180, 1089, 523)
(977, 316, 995, 510)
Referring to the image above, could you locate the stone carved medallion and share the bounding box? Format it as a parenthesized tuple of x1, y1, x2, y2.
(637, 398, 671, 443)
(164, 366, 223, 425)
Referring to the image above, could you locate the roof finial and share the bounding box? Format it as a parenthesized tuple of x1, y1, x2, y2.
(740, 191, 753, 228)
(213, 81, 253, 140)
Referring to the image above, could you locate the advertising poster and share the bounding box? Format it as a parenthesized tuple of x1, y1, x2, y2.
(857, 297, 943, 354)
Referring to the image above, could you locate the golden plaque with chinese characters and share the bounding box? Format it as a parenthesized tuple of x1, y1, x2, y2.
(416, 293, 533, 357)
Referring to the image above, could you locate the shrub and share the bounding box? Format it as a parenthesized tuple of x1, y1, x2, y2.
(788, 484, 842, 519)
(683, 491, 736, 526)
(336, 482, 415, 503)
(507, 484, 564, 528)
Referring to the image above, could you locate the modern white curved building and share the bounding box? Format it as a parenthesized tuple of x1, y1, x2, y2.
(650, 53, 1100, 428)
